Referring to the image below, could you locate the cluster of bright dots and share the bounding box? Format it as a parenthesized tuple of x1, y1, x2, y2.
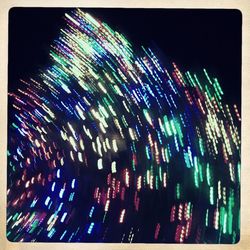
(7, 9, 240, 243)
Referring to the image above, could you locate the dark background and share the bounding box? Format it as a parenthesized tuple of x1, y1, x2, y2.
(7, 8, 241, 243)
(8, 8, 242, 107)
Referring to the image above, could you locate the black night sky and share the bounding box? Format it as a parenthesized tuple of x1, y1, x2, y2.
(9, 8, 241, 107)
(7, 8, 242, 243)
